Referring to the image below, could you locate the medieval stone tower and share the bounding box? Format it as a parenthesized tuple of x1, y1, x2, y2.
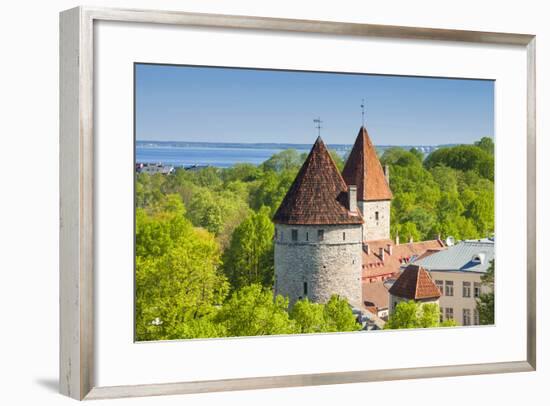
(342, 126, 392, 241)
(273, 137, 363, 307)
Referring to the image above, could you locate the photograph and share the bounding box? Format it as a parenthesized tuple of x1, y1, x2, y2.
(134, 63, 495, 341)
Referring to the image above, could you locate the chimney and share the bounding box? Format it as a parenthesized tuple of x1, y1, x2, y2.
(379, 247, 385, 261)
(387, 244, 393, 256)
(384, 165, 390, 185)
(395, 233, 400, 245)
(348, 185, 357, 212)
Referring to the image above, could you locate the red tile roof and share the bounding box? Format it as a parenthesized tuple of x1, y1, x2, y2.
(342, 126, 393, 201)
(362, 281, 390, 310)
(389, 264, 441, 300)
(273, 137, 363, 225)
(362, 239, 444, 280)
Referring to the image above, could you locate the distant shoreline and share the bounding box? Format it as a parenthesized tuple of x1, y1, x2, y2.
(136, 140, 458, 150)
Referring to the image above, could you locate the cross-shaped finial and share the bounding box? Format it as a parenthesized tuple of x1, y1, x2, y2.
(361, 98, 366, 127)
(313, 117, 323, 137)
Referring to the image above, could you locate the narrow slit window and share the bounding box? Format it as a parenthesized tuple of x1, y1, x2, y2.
(375, 211, 379, 221)
(303, 282, 308, 296)
(291, 229, 298, 241)
(318, 229, 324, 241)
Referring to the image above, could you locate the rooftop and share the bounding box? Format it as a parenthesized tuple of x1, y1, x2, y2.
(388, 264, 441, 300)
(342, 126, 393, 201)
(273, 137, 363, 225)
(412, 238, 494, 273)
(362, 239, 445, 280)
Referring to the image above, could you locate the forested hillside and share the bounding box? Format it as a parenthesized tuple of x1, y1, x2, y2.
(135, 137, 494, 340)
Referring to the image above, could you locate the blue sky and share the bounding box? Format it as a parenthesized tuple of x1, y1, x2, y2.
(135, 64, 494, 146)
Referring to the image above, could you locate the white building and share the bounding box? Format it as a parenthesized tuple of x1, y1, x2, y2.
(412, 238, 495, 325)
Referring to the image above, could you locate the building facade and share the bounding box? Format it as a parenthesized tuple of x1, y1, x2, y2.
(412, 239, 495, 325)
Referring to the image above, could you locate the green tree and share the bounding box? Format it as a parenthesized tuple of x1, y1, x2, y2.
(424, 145, 494, 181)
(477, 260, 495, 325)
(222, 207, 275, 289)
(250, 169, 297, 214)
(475, 137, 494, 155)
(216, 284, 296, 336)
(187, 189, 224, 235)
(261, 149, 304, 172)
(323, 295, 362, 332)
(385, 301, 457, 329)
(290, 299, 327, 333)
(329, 149, 345, 171)
(135, 205, 229, 340)
(465, 189, 494, 236)
(409, 147, 424, 162)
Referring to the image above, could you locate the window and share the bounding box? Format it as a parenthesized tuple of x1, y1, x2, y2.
(474, 282, 481, 298)
(343, 232, 346, 241)
(445, 280, 454, 297)
(439, 308, 444, 323)
(303, 282, 308, 296)
(435, 280, 444, 295)
(463, 281, 471, 298)
(306, 232, 309, 241)
(318, 229, 324, 241)
(445, 307, 454, 321)
(291, 229, 298, 242)
(375, 211, 379, 220)
(473, 309, 480, 325)
(274, 229, 278, 239)
(463, 308, 471, 326)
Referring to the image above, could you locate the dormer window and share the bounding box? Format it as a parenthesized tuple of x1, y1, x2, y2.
(472, 253, 486, 264)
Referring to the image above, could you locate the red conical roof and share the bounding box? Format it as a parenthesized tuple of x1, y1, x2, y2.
(342, 126, 392, 201)
(273, 137, 363, 225)
(389, 264, 441, 300)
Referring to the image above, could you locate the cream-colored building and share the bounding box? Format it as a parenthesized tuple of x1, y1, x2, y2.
(412, 239, 494, 326)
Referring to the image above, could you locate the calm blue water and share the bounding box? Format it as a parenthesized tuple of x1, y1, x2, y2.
(136, 141, 438, 168)
(136, 144, 311, 168)
(135, 141, 355, 168)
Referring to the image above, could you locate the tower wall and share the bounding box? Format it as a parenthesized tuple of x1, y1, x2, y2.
(274, 224, 362, 307)
(359, 200, 391, 241)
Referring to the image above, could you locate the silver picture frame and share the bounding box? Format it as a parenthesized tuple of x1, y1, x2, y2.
(59, 6, 536, 400)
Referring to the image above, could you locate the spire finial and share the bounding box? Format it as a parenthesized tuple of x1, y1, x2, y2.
(361, 98, 366, 127)
(313, 117, 323, 137)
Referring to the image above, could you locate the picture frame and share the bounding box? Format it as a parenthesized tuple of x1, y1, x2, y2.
(59, 6, 536, 400)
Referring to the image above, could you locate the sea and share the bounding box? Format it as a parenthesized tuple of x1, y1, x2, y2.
(136, 141, 439, 168)
(136, 141, 351, 168)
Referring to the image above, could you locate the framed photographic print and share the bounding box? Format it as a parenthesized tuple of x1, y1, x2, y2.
(60, 6, 536, 400)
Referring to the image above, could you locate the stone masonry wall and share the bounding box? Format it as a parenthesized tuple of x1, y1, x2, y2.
(274, 224, 362, 307)
(359, 200, 391, 241)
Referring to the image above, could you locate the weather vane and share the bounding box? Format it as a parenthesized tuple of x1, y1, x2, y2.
(313, 117, 323, 137)
(361, 98, 366, 127)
